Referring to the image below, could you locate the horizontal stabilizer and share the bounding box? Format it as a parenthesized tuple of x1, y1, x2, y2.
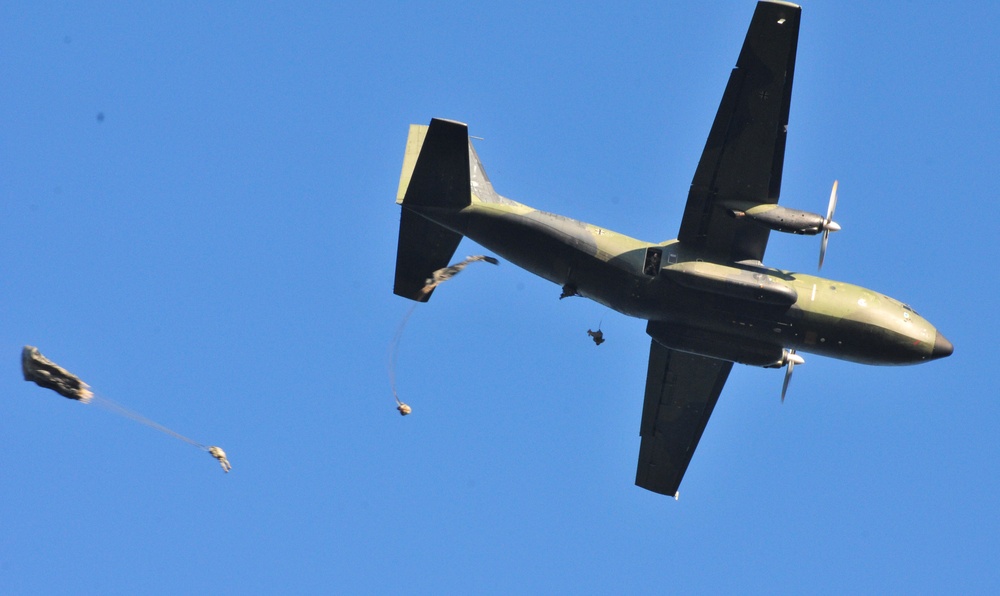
(393, 209, 463, 301)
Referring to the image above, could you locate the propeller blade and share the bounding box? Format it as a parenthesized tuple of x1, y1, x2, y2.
(819, 230, 830, 269)
(780, 349, 803, 403)
(781, 360, 794, 402)
(818, 180, 839, 270)
(825, 180, 839, 224)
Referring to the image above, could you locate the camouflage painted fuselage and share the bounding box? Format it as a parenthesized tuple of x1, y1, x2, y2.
(409, 197, 951, 367)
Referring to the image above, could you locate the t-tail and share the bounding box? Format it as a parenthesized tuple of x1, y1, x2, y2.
(393, 118, 497, 301)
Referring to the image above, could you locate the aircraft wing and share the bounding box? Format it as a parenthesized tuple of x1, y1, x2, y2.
(636, 339, 733, 497)
(677, 1, 801, 263)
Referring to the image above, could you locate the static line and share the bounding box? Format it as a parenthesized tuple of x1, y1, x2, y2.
(89, 393, 207, 451)
(388, 303, 418, 409)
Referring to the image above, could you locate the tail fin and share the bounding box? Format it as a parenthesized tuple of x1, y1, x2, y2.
(393, 118, 471, 301)
(397, 118, 471, 209)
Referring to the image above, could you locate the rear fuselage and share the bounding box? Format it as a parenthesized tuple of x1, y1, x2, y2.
(407, 199, 952, 366)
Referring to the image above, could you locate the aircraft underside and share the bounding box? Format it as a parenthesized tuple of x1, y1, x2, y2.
(392, 0, 951, 498)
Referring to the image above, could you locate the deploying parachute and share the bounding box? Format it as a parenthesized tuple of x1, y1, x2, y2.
(22, 346, 93, 402)
(417, 255, 499, 299)
(389, 255, 499, 415)
(21, 346, 230, 473)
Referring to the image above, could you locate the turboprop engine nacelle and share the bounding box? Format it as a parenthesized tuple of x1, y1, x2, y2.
(647, 322, 793, 368)
(724, 201, 838, 236)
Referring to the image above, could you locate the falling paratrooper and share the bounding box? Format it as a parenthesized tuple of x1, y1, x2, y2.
(587, 329, 605, 346)
(208, 446, 232, 472)
(21, 345, 231, 473)
(389, 255, 500, 415)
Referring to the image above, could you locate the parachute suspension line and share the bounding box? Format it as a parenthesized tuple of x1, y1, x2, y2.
(596, 306, 611, 331)
(388, 303, 418, 415)
(88, 393, 207, 451)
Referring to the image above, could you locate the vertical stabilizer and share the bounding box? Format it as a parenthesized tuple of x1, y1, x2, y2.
(398, 118, 471, 209)
(393, 118, 472, 301)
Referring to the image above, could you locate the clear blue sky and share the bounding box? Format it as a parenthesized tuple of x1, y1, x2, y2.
(2, 2, 997, 593)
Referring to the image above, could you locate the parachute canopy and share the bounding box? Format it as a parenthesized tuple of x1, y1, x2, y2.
(418, 255, 499, 297)
(21, 346, 93, 403)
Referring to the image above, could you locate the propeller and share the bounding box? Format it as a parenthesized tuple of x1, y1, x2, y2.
(818, 180, 841, 270)
(780, 349, 804, 403)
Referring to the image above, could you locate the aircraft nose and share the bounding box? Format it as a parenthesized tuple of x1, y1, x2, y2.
(931, 332, 954, 360)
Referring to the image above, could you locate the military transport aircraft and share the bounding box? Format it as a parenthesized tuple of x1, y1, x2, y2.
(392, 1, 953, 498)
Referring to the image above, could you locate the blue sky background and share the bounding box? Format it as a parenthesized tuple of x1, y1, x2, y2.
(2, 2, 997, 593)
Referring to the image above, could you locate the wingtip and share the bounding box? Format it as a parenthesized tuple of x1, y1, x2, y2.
(763, 1, 801, 10)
